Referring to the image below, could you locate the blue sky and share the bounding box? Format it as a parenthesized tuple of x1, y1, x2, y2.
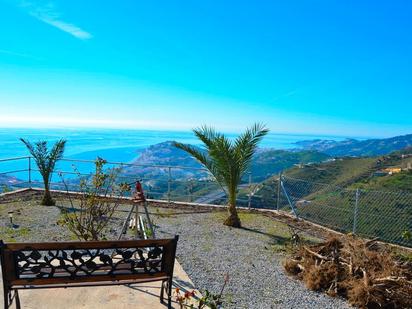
(0, 1, 411, 137)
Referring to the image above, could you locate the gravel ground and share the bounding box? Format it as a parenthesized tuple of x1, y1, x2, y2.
(153, 209, 352, 309)
(0, 192, 128, 242)
(0, 191, 352, 308)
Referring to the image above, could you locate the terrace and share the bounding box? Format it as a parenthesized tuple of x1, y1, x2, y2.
(0, 156, 411, 308)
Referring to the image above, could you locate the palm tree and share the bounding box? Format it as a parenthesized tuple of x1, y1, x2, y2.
(174, 123, 269, 227)
(20, 139, 66, 206)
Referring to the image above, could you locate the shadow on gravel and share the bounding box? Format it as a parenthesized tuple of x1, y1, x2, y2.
(240, 226, 291, 245)
(148, 210, 213, 217)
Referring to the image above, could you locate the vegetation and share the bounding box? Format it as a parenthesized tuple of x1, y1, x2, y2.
(284, 236, 412, 308)
(20, 138, 66, 205)
(252, 147, 412, 204)
(1, 184, 11, 193)
(0, 226, 30, 242)
(238, 148, 412, 246)
(59, 158, 130, 240)
(356, 170, 412, 192)
(174, 123, 269, 227)
(250, 150, 329, 182)
(174, 274, 229, 309)
(279, 147, 412, 191)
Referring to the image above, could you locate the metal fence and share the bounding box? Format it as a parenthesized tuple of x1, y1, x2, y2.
(0, 156, 225, 203)
(1, 156, 411, 247)
(278, 175, 412, 247)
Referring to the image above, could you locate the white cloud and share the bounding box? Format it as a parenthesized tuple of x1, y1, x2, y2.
(0, 48, 43, 60)
(19, 1, 92, 40)
(39, 18, 92, 40)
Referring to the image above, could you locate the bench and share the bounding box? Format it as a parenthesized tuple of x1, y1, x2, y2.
(0, 236, 178, 309)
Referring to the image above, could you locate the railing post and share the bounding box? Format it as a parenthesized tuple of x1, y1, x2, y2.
(188, 179, 193, 202)
(280, 176, 298, 219)
(167, 166, 172, 203)
(28, 156, 32, 188)
(276, 171, 282, 211)
(248, 172, 252, 209)
(352, 188, 360, 234)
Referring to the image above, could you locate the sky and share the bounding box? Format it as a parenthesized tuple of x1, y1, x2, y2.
(0, 0, 411, 137)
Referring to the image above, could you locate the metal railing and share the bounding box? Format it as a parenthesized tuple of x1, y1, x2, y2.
(0, 156, 228, 203)
(277, 175, 412, 247)
(0, 156, 411, 247)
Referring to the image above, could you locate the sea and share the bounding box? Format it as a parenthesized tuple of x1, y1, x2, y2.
(0, 128, 353, 181)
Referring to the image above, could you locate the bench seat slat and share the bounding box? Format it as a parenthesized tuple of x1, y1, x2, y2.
(11, 275, 169, 290)
(10, 271, 169, 286)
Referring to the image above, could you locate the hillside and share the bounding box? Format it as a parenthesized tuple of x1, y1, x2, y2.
(0, 174, 22, 192)
(121, 141, 329, 181)
(296, 133, 412, 157)
(285, 148, 412, 190)
(121, 141, 207, 183)
(284, 157, 378, 188)
(250, 150, 329, 182)
(119, 141, 330, 200)
(247, 148, 412, 209)
(247, 149, 412, 247)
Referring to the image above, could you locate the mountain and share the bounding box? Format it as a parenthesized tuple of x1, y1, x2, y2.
(121, 141, 207, 183)
(284, 147, 412, 190)
(243, 147, 412, 222)
(250, 149, 330, 182)
(0, 174, 23, 191)
(118, 141, 330, 200)
(68, 147, 142, 164)
(295, 134, 412, 157)
(270, 150, 412, 247)
(121, 141, 330, 181)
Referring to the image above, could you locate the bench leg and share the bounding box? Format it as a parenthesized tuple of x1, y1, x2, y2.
(14, 290, 21, 309)
(167, 278, 172, 309)
(3, 285, 10, 309)
(160, 280, 165, 303)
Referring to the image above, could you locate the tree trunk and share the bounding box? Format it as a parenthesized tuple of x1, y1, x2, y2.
(41, 180, 55, 206)
(223, 193, 241, 228)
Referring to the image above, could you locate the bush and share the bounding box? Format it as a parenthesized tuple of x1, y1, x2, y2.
(60, 158, 130, 240)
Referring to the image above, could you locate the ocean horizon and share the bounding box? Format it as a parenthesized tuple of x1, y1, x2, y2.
(0, 127, 364, 181)
(0, 127, 362, 162)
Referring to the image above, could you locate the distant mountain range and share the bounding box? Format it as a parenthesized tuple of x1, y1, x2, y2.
(120, 141, 330, 183)
(295, 134, 412, 157)
(2, 133, 412, 195)
(121, 141, 208, 182)
(0, 174, 22, 191)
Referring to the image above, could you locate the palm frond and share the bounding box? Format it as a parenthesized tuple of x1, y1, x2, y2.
(192, 127, 235, 187)
(173, 142, 224, 185)
(47, 139, 66, 175)
(20, 138, 66, 186)
(174, 142, 213, 172)
(193, 125, 219, 150)
(234, 123, 269, 175)
(20, 139, 47, 175)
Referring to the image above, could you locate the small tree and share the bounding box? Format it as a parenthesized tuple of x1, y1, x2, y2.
(60, 158, 131, 241)
(174, 123, 269, 228)
(20, 138, 66, 206)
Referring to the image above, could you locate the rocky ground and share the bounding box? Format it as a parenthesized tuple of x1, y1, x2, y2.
(153, 208, 351, 309)
(0, 190, 351, 308)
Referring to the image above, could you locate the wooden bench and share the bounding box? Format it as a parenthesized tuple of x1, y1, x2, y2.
(0, 236, 178, 309)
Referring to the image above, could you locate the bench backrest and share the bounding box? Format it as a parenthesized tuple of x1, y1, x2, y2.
(0, 236, 178, 287)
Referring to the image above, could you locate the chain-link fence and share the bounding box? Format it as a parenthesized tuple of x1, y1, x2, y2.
(277, 175, 412, 247)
